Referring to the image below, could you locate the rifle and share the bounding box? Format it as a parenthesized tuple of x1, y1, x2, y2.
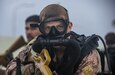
(0, 35, 27, 67)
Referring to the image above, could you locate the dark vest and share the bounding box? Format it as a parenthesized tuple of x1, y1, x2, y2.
(48, 31, 99, 75)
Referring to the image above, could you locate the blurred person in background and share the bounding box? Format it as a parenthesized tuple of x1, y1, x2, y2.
(105, 32, 115, 75)
(12, 14, 42, 57)
(0, 14, 41, 75)
(25, 15, 41, 42)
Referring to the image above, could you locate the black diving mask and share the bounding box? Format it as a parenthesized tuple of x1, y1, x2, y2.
(39, 18, 69, 37)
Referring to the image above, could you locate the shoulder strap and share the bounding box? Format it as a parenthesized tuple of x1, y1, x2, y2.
(98, 50, 105, 72)
(97, 50, 106, 75)
(16, 58, 22, 75)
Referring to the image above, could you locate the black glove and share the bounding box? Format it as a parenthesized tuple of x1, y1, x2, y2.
(32, 35, 46, 53)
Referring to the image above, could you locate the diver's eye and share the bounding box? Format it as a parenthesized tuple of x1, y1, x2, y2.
(44, 26, 52, 34)
(55, 24, 65, 32)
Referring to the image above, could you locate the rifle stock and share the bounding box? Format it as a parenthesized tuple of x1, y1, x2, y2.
(5, 35, 27, 55)
(0, 35, 27, 66)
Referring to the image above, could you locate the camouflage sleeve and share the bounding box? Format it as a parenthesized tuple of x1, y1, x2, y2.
(74, 49, 101, 75)
(6, 60, 36, 75)
(5, 45, 31, 75)
(5, 38, 42, 75)
(5, 58, 16, 75)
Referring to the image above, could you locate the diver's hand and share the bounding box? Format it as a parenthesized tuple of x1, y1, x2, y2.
(32, 35, 45, 53)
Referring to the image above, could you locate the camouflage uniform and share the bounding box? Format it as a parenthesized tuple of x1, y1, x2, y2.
(6, 37, 101, 75)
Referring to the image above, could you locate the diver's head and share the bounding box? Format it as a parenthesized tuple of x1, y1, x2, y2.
(39, 4, 72, 38)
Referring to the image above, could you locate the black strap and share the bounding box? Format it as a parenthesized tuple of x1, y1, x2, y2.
(16, 58, 22, 75)
(98, 50, 105, 72)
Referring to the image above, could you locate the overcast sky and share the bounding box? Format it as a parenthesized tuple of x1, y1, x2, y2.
(0, 0, 115, 39)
